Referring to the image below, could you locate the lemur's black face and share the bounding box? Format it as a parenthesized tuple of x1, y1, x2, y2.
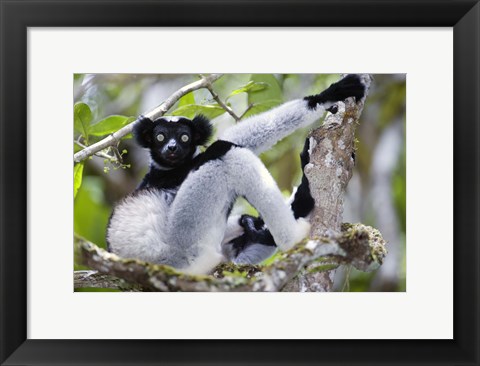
(133, 115, 213, 169)
(151, 121, 195, 167)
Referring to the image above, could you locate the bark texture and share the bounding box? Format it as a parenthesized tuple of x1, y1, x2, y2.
(284, 74, 372, 292)
(74, 222, 385, 292)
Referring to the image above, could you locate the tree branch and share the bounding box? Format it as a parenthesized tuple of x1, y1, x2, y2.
(205, 82, 240, 122)
(74, 223, 386, 292)
(73, 74, 223, 163)
(283, 74, 373, 292)
(74, 270, 144, 291)
(239, 103, 254, 120)
(74, 141, 117, 162)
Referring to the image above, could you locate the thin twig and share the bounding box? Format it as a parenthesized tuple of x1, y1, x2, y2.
(74, 141, 117, 162)
(239, 103, 255, 120)
(205, 82, 240, 122)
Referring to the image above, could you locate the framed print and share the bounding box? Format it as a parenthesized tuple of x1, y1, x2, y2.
(1, 1, 479, 365)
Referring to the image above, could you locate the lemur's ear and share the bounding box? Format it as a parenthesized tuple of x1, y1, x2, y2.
(133, 116, 155, 148)
(191, 115, 213, 145)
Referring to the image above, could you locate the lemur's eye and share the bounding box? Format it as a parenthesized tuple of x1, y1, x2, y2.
(156, 133, 165, 142)
(181, 134, 189, 142)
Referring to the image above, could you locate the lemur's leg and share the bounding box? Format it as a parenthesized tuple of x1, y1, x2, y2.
(223, 137, 314, 264)
(220, 74, 366, 155)
(223, 148, 310, 251)
(166, 144, 309, 274)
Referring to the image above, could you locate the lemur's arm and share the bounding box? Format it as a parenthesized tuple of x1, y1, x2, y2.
(219, 74, 365, 155)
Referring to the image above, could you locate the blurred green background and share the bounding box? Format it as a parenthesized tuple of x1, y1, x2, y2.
(74, 74, 406, 292)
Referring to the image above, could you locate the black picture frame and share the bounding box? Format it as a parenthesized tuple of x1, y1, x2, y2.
(1, 1, 479, 365)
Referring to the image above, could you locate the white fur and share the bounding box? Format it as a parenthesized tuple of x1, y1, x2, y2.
(107, 189, 173, 263)
(163, 147, 312, 273)
(221, 215, 244, 245)
(224, 148, 310, 250)
(230, 243, 277, 265)
(181, 238, 225, 275)
(220, 99, 326, 155)
(164, 160, 231, 272)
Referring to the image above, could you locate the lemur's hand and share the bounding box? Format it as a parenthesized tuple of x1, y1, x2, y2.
(304, 74, 366, 109)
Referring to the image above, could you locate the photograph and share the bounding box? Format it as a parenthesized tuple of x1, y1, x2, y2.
(73, 73, 406, 292)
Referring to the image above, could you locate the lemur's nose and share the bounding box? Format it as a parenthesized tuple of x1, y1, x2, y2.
(167, 142, 177, 152)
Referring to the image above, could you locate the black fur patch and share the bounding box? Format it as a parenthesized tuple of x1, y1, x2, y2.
(304, 74, 366, 110)
(291, 138, 315, 219)
(136, 140, 238, 191)
(192, 115, 213, 145)
(132, 115, 155, 148)
(240, 214, 275, 246)
(136, 162, 195, 190)
(326, 104, 339, 114)
(229, 214, 276, 258)
(193, 140, 238, 170)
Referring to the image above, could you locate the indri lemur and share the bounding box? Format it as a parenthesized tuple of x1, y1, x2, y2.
(107, 75, 366, 274)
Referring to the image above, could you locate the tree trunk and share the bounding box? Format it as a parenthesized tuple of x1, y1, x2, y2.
(283, 74, 372, 292)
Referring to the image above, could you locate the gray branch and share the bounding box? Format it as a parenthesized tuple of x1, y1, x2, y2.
(73, 74, 223, 163)
(74, 223, 386, 292)
(74, 270, 144, 291)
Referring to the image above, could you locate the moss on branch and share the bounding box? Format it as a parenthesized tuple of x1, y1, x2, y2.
(74, 223, 386, 292)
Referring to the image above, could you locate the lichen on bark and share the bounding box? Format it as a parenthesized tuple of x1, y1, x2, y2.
(74, 220, 385, 292)
(286, 74, 373, 292)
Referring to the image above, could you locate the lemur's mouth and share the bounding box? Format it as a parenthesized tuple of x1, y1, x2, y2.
(164, 154, 183, 164)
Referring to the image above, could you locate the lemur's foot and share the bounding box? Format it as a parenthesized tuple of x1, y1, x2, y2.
(326, 104, 339, 114)
(278, 218, 311, 251)
(239, 214, 275, 245)
(304, 74, 366, 109)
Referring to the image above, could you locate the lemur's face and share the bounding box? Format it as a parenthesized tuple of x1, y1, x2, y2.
(151, 119, 196, 167)
(133, 114, 212, 168)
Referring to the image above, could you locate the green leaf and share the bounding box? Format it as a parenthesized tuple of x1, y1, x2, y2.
(178, 92, 195, 108)
(242, 100, 282, 119)
(74, 162, 84, 199)
(247, 74, 283, 106)
(74, 177, 110, 249)
(74, 142, 82, 154)
(226, 81, 268, 101)
(171, 104, 226, 120)
(74, 102, 93, 142)
(241, 75, 283, 119)
(89, 115, 135, 136)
